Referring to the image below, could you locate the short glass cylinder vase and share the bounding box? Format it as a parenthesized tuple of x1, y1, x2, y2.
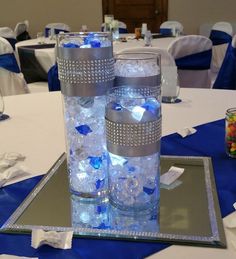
(226, 108, 236, 158)
(57, 32, 114, 199)
(105, 86, 162, 212)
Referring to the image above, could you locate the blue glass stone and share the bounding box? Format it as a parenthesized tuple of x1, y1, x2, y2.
(97, 205, 107, 214)
(88, 156, 102, 169)
(95, 178, 105, 189)
(84, 36, 91, 45)
(143, 186, 156, 195)
(63, 42, 80, 48)
(128, 166, 136, 172)
(150, 214, 158, 220)
(75, 124, 92, 135)
(142, 103, 157, 114)
(111, 102, 122, 111)
(90, 40, 101, 48)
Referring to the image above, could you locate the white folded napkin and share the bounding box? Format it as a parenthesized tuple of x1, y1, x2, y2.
(177, 127, 197, 138)
(224, 211, 236, 251)
(31, 229, 73, 249)
(0, 152, 30, 187)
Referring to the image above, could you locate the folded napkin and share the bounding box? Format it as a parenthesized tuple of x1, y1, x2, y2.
(0, 152, 30, 187)
(31, 229, 73, 249)
(224, 211, 236, 251)
(177, 127, 197, 138)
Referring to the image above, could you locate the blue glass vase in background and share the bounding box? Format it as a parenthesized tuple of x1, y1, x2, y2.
(57, 32, 114, 199)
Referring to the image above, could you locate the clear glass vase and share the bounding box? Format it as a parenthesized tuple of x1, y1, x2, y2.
(106, 86, 161, 212)
(57, 32, 114, 199)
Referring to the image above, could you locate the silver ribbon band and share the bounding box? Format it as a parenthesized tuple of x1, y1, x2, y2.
(105, 117, 161, 157)
(115, 75, 161, 87)
(57, 46, 114, 96)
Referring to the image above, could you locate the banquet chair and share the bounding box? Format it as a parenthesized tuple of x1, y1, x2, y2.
(160, 21, 183, 36)
(48, 63, 61, 91)
(14, 20, 31, 41)
(213, 35, 236, 90)
(209, 22, 233, 77)
(101, 21, 128, 33)
(45, 23, 70, 37)
(0, 37, 29, 96)
(167, 35, 212, 88)
(0, 27, 17, 50)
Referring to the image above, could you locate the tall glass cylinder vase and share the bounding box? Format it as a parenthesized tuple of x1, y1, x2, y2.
(57, 32, 114, 199)
(106, 86, 161, 212)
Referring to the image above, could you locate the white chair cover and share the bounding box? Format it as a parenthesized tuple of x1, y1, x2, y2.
(210, 22, 233, 74)
(101, 21, 128, 33)
(45, 23, 70, 36)
(213, 34, 236, 90)
(0, 27, 16, 39)
(14, 20, 29, 37)
(118, 21, 127, 30)
(0, 37, 29, 96)
(168, 35, 212, 88)
(0, 27, 17, 49)
(160, 21, 184, 35)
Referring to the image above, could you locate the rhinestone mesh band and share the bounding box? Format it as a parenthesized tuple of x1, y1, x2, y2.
(106, 118, 161, 147)
(57, 57, 115, 84)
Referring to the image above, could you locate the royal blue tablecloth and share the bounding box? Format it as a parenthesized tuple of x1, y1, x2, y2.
(0, 119, 236, 259)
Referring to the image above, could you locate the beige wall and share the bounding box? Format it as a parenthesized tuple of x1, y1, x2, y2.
(0, 0, 103, 37)
(1, 0, 236, 37)
(168, 0, 236, 34)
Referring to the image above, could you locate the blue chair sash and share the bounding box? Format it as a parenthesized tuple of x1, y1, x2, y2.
(5, 38, 17, 50)
(48, 63, 61, 91)
(175, 49, 212, 70)
(160, 28, 172, 36)
(210, 30, 232, 45)
(0, 53, 20, 73)
(45, 28, 69, 37)
(213, 44, 236, 90)
(119, 28, 128, 33)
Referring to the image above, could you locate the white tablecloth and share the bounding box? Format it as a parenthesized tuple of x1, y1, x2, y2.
(1, 89, 236, 258)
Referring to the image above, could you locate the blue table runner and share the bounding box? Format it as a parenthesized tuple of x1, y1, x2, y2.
(0, 119, 236, 259)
